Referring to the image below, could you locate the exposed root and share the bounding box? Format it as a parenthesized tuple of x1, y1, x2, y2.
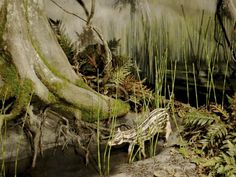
(55, 112, 95, 165)
(57, 115, 73, 150)
(26, 106, 41, 168)
(76, 133, 94, 166)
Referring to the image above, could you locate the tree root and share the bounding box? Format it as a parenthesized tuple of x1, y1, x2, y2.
(0, 0, 130, 169)
(2, 0, 129, 123)
(26, 106, 42, 168)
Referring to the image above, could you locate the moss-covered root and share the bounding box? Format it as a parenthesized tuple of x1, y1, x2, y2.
(2, 0, 130, 123)
(0, 79, 34, 132)
(81, 97, 130, 122)
(51, 97, 130, 123)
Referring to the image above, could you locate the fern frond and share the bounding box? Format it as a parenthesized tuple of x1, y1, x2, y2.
(109, 66, 130, 85)
(202, 156, 222, 167)
(223, 140, 236, 157)
(209, 104, 229, 120)
(49, 20, 76, 64)
(58, 35, 75, 63)
(184, 110, 216, 127)
(224, 132, 236, 144)
(109, 55, 133, 85)
(207, 123, 228, 145)
(217, 151, 236, 176)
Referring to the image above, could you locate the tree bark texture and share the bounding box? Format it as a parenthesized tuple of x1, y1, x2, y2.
(0, 0, 130, 123)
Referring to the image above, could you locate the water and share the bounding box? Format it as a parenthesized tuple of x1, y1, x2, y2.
(20, 145, 130, 177)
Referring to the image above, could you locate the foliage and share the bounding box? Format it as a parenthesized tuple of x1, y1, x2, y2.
(76, 40, 153, 112)
(182, 101, 236, 177)
(50, 20, 154, 112)
(49, 19, 76, 65)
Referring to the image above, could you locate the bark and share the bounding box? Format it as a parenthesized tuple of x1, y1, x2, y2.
(222, 0, 236, 20)
(216, 0, 236, 63)
(0, 0, 130, 124)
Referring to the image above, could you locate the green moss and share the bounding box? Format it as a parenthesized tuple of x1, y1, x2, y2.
(53, 103, 78, 114)
(12, 78, 34, 114)
(0, 0, 7, 39)
(51, 103, 84, 123)
(0, 77, 34, 121)
(0, 55, 20, 100)
(110, 99, 130, 117)
(0, 1, 18, 100)
(31, 39, 69, 80)
(47, 92, 58, 104)
(46, 80, 65, 93)
(75, 79, 93, 90)
(81, 98, 130, 122)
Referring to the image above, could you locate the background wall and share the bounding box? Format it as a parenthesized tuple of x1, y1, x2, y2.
(44, 0, 217, 41)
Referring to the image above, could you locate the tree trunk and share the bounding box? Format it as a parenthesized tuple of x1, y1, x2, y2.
(0, 0, 130, 125)
(222, 0, 236, 20)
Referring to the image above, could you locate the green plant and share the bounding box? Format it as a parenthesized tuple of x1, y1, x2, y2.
(182, 102, 236, 176)
(201, 141, 236, 177)
(49, 20, 76, 66)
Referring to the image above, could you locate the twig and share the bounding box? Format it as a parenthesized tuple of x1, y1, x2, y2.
(93, 27, 112, 82)
(76, 0, 89, 17)
(87, 0, 95, 25)
(50, 0, 87, 23)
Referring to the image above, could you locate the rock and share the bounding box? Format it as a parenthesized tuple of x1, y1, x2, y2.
(153, 170, 169, 177)
(111, 173, 132, 177)
(110, 148, 199, 177)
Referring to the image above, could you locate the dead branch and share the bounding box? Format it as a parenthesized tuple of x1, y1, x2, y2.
(50, 0, 87, 23)
(87, 0, 95, 25)
(76, 0, 89, 17)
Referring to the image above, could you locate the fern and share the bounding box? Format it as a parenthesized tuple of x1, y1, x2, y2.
(109, 65, 131, 85)
(49, 19, 76, 64)
(109, 55, 132, 86)
(207, 123, 228, 146)
(58, 35, 75, 64)
(217, 149, 236, 176)
(201, 142, 236, 177)
(223, 141, 236, 158)
(184, 110, 216, 128)
(182, 104, 236, 176)
(202, 156, 222, 167)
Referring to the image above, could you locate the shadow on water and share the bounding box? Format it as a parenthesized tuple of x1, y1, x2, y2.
(19, 142, 165, 177)
(19, 146, 128, 177)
